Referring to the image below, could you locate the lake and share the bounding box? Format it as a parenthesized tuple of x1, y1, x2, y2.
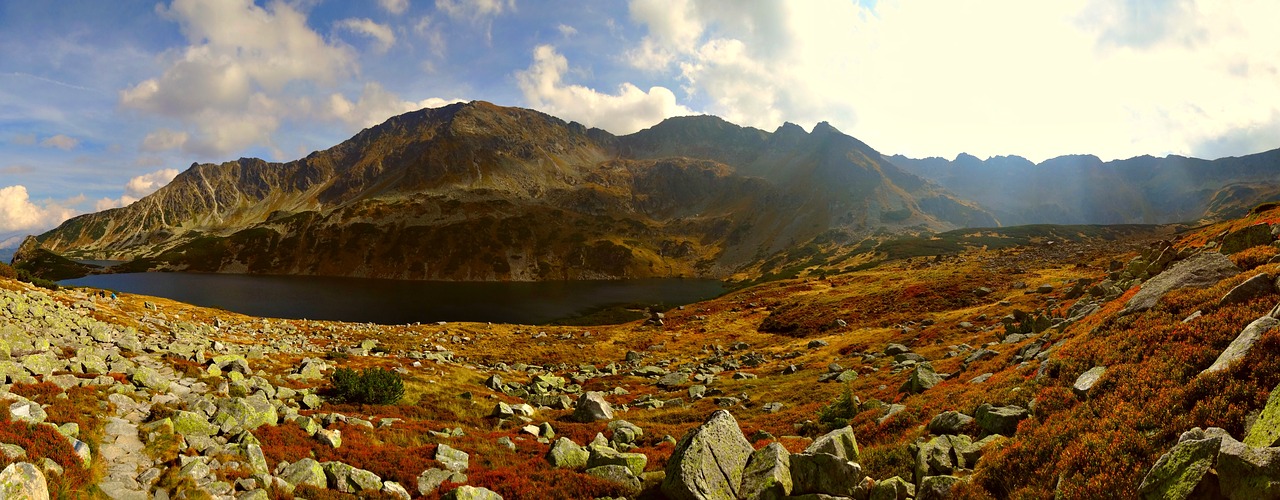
(60, 272, 726, 325)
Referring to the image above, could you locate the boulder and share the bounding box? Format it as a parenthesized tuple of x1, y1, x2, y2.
(546, 438, 589, 468)
(1221, 224, 1274, 254)
(130, 365, 171, 392)
(0, 462, 48, 500)
(316, 428, 342, 448)
(1218, 436, 1280, 499)
(1072, 366, 1107, 398)
(1245, 383, 1280, 447)
(585, 465, 642, 496)
(658, 372, 690, 389)
(927, 411, 974, 435)
(804, 426, 860, 462)
(280, 458, 327, 489)
(171, 411, 218, 437)
(975, 404, 1028, 436)
(587, 446, 647, 476)
(1203, 314, 1280, 375)
(918, 475, 964, 500)
(870, 476, 915, 500)
(789, 452, 863, 497)
(740, 442, 792, 500)
(1217, 273, 1276, 308)
(212, 394, 278, 432)
(383, 481, 412, 500)
(899, 363, 942, 394)
(322, 462, 382, 493)
(417, 468, 467, 495)
(436, 444, 470, 472)
(1123, 253, 1240, 314)
(1137, 435, 1221, 500)
(442, 485, 503, 500)
(662, 410, 755, 500)
(571, 392, 615, 422)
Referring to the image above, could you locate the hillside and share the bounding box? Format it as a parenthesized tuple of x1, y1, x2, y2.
(27, 102, 993, 281)
(4, 205, 1280, 498)
(890, 149, 1280, 226)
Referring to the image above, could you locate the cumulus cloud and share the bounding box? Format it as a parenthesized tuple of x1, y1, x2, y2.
(336, 18, 396, 53)
(379, 0, 410, 15)
(325, 82, 463, 129)
(517, 45, 693, 135)
(39, 134, 79, 150)
(620, 0, 1280, 162)
(141, 128, 189, 152)
(435, 0, 514, 21)
(0, 185, 79, 232)
(556, 24, 577, 38)
(94, 169, 181, 211)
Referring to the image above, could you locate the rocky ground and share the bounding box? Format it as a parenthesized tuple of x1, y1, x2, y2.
(4, 208, 1280, 499)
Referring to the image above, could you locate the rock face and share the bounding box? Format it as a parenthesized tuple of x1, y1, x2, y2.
(662, 410, 755, 500)
(1221, 224, 1275, 254)
(0, 462, 49, 500)
(1123, 252, 1240, 314)
(1137, 434, 1222, 500)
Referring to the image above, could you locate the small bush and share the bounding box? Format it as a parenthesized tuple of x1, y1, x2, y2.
(330, 367, 405, 405)
(817, 385, 859, 430)
(0, 262, 16, 280)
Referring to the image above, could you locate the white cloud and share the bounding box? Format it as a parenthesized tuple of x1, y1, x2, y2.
(413, 16, 447, 58)
(39, 134, 79, 150)
(556, 24, 577, 38)
(336, 18, 397, 53)
(141, 128, 189, 152)
(620, 0, 1280, 162)
(516, 45, 694, 135)
(0, 185, 79, 232)
(379, 0, 410, 15)
(325, 82, 463, 129)
(435, 0, 514, 21)
(93, 168, 180, 211)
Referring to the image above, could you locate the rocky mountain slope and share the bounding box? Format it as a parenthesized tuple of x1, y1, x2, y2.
(29, 102, 992, 281)
(889, 149, 1280, 226)
(4, 204, 1280, 498)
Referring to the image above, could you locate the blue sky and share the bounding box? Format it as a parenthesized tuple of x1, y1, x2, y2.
(3, 0, 1280, 244)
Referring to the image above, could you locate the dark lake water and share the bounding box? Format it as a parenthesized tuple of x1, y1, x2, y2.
(60, 272, 725, 325)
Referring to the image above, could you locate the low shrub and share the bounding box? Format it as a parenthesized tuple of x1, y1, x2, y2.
(330, 367, 405, 405)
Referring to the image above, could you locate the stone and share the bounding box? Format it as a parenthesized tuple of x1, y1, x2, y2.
(571, 392, 615, 422)
(280, 458, 327, 489)
(1137, 435, 1221, 500)
(740, 442, 792, 500)
(1203, 314, 1280, 375)
(804, 426, 860, 462)
(8, 400, 46, 424)
(662, 410, 755, 500)
(789, 452, 863, 496)
(316, 428, 342, 448)
(212, 395, 278, 432)
(546, 438, 589, 468)
(170, 411, 218, 437)
(899, 363, 942, 394)
(417, 468, 467, 495)
(1218, 273, 1275, 307)
(382, 481, 412, 500)
(0, 462, 49, 500)
(975, 404, 1028, 436)
(244, 444, 269, 475)
(885, 343, 911, 356)
(130, 365, 171, 392)
(658, 372, 689, 389)
(928, 411, 974, 435)
(441, 485, 503, 500)
(1072, 366, 1107, 398)
(585, 465, 642, 495)
(870, 476, 915, 500)
(1124, 252, 1240, 314)
(588, 446, 648, 476)
(918, 475, 964, 500)
(1246, 383, 1280, 447)
(1218, 435, 1280, 499)
(490, 402, 514, 419)
(1222, 224, 1275, 254)
(436, 444, 470, 472)
(322, 461, 382, 493)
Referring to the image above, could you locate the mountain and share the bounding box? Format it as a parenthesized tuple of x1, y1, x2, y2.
(31, 101, 994, 281)
(889, 149, 1280, 226)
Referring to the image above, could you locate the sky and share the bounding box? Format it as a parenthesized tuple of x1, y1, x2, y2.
(3, 0, 1280, 245)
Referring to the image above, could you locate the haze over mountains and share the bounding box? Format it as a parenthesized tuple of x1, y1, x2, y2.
(20, 101, 1280, 282)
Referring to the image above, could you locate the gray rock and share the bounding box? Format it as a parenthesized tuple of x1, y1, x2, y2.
(918, 475, 964, 500)
(804, 426, 860, 462)
(662, 410, 754, 500)
(1218, 273, 1276, 307)
(740, 442, 792, 500)
(1124, 252, 1240, 314)
(1072, 366, 1107, 398)
(417, 468, 467, 495)
(789, 452, 863, 496)
(322, 461, 382, 493)
(975, 404, 1028, 436)
(546, 437, 589, 468)
(885, 343, 911, 356)
(899, 363, 942, 394)
(1137, 435, 1221, 500)
(585, 465, 642, 496)
(0, 462, 48, 499)
(382, 481, 412, 500)
(1218, 435, 1280, 499)
(870, 476, 915, 500)
(658, 372, 689, 389)
(436, 444, 470, 472)
(1203, 314, 1280, 375)
(588, 446, 647, 476)
(927, 411, 974, 435)
(316, 428, 342, 448)
(442, 485, 504, 500)
(280, 458, 327, 489)
(572, 392, 615, 422)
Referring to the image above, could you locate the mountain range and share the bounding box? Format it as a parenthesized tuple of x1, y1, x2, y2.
(28, 101, 992, 281)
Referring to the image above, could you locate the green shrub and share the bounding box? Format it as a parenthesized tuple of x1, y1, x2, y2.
(330, 367, 405, 405)
(818, 385, 859, 430)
